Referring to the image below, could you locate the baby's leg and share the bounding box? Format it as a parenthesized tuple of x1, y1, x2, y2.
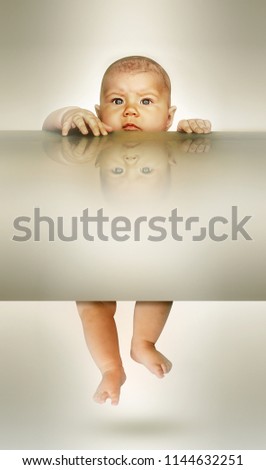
(131, 301, 173, 378)
(77, 301, 126, 405)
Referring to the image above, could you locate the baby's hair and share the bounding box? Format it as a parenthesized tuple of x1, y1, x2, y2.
(100, 56, 171, 99)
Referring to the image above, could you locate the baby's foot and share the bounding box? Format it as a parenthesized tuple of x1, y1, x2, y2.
(93, 367, 126, 406)
(131, 341, 172, 378)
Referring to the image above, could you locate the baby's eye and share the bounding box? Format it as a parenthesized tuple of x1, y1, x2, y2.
(140, 98, 152, 105)
(112, 98, 123, 105)
(111, 167, 124, 175)
(140, 167, 153, 174)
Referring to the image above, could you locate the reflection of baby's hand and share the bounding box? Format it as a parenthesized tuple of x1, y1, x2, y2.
(61, 136, 105, 163)
(62, 108, 113, 137)
(180, 138, 211, 154)
(177, 119, 211, 134)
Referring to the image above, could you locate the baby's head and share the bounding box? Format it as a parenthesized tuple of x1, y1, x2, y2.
(95, 56, 176, 132)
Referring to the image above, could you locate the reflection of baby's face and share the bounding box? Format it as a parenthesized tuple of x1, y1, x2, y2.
(97, 141, 172, 198)
(97, 71, 175, 132)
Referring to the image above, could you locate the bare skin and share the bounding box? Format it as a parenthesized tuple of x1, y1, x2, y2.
(77, 301, 172, 405)
(42, 70, 211, 136)
(131, 301, 172, 378)
(43, 105, 211, 136)
(93, 367, 126, 405)
(77, 301, 125, 406)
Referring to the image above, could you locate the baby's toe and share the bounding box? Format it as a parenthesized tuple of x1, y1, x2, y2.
(152, 364, 165, 378)
(94, 390, 108, 404)
(162, 361, 172, 375)
(110, 395, 119, 406)
(109, 388, 120, 406)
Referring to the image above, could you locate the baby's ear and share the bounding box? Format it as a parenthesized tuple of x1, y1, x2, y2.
(94, 105, 101, 118)
(166, 106, 177, 130)
(166, 141, 178, 164)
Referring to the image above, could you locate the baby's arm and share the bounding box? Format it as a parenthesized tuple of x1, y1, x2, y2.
(177, 119, 211, 134)
(42, 107, 112, 136)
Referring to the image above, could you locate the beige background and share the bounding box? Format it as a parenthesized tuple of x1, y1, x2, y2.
(0, 301, 266, 449)
(0, 0, 265, 131)
(1, 0, 265, 451)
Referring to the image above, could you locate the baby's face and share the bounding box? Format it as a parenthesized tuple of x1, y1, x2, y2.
(96, 71, 176, 132)
(96, 141, 172, 201)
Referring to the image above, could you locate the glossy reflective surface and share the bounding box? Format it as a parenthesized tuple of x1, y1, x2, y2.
(1, 131, 265, 299)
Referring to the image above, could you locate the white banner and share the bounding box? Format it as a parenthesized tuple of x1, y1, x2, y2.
(0, 450, 266, 470)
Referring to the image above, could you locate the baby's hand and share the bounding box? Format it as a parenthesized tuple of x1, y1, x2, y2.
(61, 135, 106, 163)
(177, 119, 211, 134)
(62, 108, 113, 137)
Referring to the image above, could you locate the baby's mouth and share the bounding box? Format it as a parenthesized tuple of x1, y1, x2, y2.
(122, 123, 141, 131)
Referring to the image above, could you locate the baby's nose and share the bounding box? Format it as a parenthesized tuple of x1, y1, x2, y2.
(123, 154, 139, 165)
(124, 104, 139, 116)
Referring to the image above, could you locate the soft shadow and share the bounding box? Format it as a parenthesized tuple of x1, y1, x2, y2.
(85, 417, 184, 437)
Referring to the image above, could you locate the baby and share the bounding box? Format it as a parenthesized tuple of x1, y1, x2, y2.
(43, 55, 211, 137)
(43, 56, 211, 405)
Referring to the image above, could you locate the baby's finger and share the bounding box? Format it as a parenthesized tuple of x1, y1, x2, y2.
(177, 119, 193, 133)
(84, 136, 106, 161)
(62, 119, 73, 136)
(102, 122, 113, 132)
(73, 138, 89, 158)
(86, 117, 112, 136)
(188, 142, 199, 153)
(83, 116, 103, 136)
(191, 138, 211, 153)
(196, 143, 206, 153)
(180, 139, 193, 152)
(203, 120, 212, 133)
(96, 119, 113, 136)
(72, 116, 89, 135)
(194, 119, 206, 133)
(188, 119, 204, 134)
